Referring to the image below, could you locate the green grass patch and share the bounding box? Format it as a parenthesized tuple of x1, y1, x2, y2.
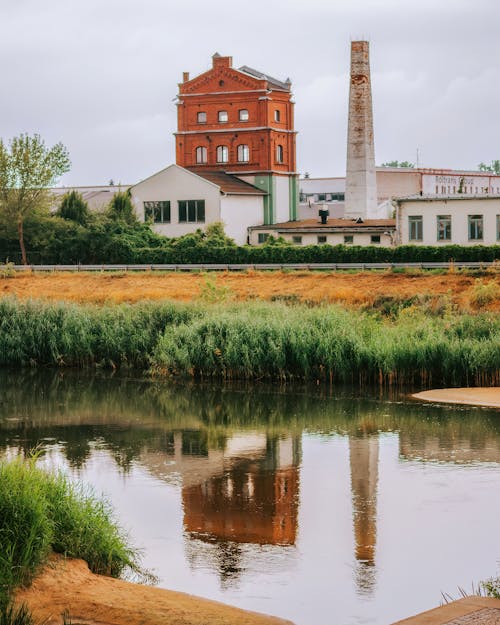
(0, 455, 142, 607)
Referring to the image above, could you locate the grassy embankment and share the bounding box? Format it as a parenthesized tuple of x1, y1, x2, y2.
(0, 297, 498, 387)
(0, 454, 142, 622)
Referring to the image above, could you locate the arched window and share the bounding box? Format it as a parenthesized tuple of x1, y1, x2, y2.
(276, 144, 284, 163)
(237, 144, 249, 163)
(195, 146, 207, 164)
(216, 145, 229, 163)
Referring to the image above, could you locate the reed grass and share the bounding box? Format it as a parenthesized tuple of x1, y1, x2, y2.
(0, 297, 498, 386)
(0, 455, 141, 607)
(152, 302, 500, 387)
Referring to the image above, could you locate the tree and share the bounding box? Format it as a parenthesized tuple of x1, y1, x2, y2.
(57, 190, 90, 225)
(380, 160, 415, 168)
(107, 190, 137, 225)
(478, 160, 500, 174)
(0, 133, 70, 264)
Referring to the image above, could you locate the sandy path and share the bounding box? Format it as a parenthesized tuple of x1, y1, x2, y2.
(15, 556, 294, 625)
(412, 387, 500, 408)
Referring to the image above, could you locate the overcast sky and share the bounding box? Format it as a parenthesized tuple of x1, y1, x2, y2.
(1, 0, 499, 186)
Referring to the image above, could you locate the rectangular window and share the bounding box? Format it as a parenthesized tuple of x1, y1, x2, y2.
(437, 215, 451, 241)
(258, 233, 269, 244)
(408, 216, 423, 241)
(178, 200, 205, 223)
(144, 200, 170, 223)
(317, 235, 327, 244)
(317, 194, 326, 201)
(218, 111, 228, 123)
(468, 214, 483, 240)
(344, 235, 353, 244)
(370, 235, 381, 244)
(497, 215, 500, 241)
(274, 110, 281, 122)
(292, 235, 302, 245)
(197, 111, 207, 123)
(239, 109, 249, 121)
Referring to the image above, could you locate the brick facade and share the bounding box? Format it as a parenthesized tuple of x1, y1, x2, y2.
(175, 54, 296, 176)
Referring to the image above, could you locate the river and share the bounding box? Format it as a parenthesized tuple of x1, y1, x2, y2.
(1, 370, 499, 625)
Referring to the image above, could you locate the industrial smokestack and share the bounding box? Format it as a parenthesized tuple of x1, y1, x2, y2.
(345, 41, 377, 220)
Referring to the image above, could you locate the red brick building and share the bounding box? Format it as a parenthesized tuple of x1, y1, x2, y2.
(175, 53, 298, 224)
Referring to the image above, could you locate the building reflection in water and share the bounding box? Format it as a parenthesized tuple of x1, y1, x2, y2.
(140, 429, 301, 585)
(349, 433, 379, 596)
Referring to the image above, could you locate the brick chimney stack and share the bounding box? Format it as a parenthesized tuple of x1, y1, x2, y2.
(345, 41, 377, 219)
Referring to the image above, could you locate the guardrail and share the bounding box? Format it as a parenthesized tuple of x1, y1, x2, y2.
(7, 261, 497, 272)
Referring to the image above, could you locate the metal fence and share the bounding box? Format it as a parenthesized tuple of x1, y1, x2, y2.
(7, 262, 498, 272)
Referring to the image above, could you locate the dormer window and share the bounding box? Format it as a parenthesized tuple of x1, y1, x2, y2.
(274, 109, 281, 122)
(218, 111, 228, 123)
(197, 111, 207, 123)
(239, 109, 249, 121)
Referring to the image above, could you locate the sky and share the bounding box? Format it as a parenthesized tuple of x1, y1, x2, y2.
(1, 0, 499, 186)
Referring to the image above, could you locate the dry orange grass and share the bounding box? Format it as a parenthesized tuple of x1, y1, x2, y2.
(1, 270, 499, 311)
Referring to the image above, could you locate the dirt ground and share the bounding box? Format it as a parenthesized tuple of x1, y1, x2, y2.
(1, 270, 499, 310)
(15, 555, 294, 625)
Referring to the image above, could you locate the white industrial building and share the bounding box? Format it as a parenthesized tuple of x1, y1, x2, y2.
(393, 195, 500, 246)
(129, 164, 265, 245)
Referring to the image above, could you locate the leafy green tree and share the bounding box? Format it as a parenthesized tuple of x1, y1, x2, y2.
(478, 160, 500, 174)
(57, 190, 90, 225)
(107, 190, 137, 225)
(380, 160, 415, 168)
(0, 133, 70, 264)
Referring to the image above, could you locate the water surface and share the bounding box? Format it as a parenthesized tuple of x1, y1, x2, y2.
(1, 370, 499, 625)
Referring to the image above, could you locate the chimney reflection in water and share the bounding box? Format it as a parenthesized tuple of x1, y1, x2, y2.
(349, 433, 379, 595)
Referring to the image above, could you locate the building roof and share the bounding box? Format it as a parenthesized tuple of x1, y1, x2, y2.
(251, 218, 396, 231)
(394, 194, 500, 202)
(238, 65, 291, 91)
(189, 170, 267, 195)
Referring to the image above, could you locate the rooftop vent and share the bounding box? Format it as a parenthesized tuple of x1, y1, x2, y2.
(319, 206, 329, 225)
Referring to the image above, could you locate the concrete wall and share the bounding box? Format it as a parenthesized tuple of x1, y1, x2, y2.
(220, 195, 264, 245)
(130, 165, 221, 238)
(396, 197, 500, 245)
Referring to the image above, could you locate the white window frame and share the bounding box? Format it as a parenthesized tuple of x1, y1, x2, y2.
(216, 145, 229, 163)
(237, 144, 249, 162)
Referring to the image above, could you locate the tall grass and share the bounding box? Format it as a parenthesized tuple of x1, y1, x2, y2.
(0, 455, 141, 607)
(0, 298, 199, 367)
(0, 297, 498, 386)
(152, 303, 500, 387)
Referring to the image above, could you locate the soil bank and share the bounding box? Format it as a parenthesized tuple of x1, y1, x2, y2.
(15, 555, 294, 625)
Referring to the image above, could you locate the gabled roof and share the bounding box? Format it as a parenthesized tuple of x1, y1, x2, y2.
(188, 169, 267, 195)
(238, 65, 291, 91)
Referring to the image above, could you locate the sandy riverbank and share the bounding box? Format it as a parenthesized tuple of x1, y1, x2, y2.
(412, 387, 500, 408)
(15, 555, 294, 625)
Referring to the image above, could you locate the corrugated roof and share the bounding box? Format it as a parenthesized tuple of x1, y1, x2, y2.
(189, 170, 267, 195)
(251, 218, 396, 230)
(238, 65, 291, 91)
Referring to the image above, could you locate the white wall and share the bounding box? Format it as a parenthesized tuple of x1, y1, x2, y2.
(397, 197, 500, 245)
(130, 165, 221, 238)
(220, 195, 264, 245)
(274, 175, 291, 223)
(249, 229, 393, 246)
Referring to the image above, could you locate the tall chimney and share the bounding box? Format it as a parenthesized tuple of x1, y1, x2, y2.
(345, 41, 377, 220)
